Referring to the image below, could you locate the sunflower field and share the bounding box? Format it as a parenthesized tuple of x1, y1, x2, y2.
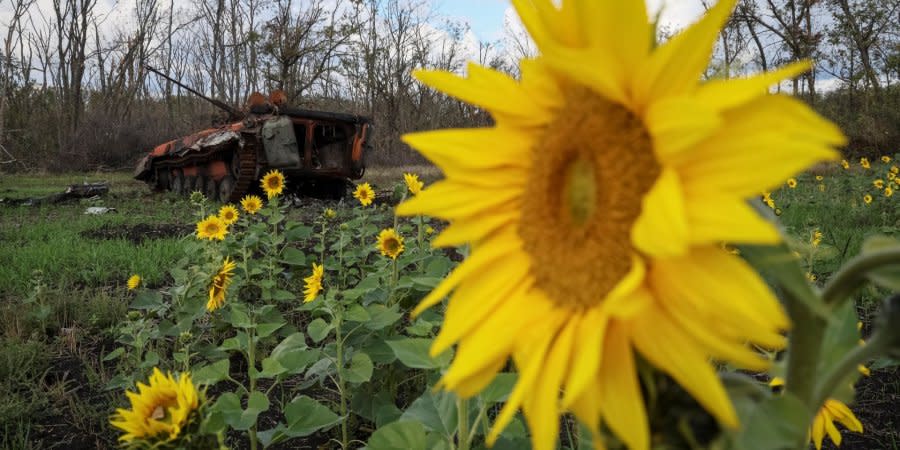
(2, 1, 900, 450)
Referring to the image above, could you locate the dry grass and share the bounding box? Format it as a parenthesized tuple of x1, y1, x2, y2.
(363, 164, 443, 188)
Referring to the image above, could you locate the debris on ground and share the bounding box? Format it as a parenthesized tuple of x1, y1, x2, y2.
(0, 182, 110, 206)
(83, 206, 116, 215)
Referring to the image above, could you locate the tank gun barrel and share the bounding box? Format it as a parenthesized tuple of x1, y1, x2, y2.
(145, 64, 242, 120)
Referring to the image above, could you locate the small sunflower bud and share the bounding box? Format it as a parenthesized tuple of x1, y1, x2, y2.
(190, 191, 206, 205)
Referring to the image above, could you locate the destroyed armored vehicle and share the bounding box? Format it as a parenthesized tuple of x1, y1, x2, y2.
(134, 67, 373, 202)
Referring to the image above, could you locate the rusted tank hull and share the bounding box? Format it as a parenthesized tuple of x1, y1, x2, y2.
(135, 108, 372, 202)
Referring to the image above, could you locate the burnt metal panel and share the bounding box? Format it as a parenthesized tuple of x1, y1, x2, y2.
(261, 116, 301, 168)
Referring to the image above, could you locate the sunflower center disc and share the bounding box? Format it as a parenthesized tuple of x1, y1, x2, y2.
(386, 239, 399, 253)
(519, 88, 660, 309)
(151, 405, 166, 420)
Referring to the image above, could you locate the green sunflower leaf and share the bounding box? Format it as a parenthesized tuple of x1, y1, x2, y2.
(366, 421, 427, 450)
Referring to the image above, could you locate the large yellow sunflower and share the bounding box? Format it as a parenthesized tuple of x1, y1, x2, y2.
(207, 257, 236, 311)
(810, 399, 863, 450)
(376, 228, 405, 259)
(218, 204, 239, 225)
(395, 1, 845, 449)
(353, 182, 375, 207)
(196, 215, 228, 241)
(303, 262, 324, 303)
(261, 170, 285, 199)
(110, 368, 199, 443)
(241, 195, 263, 214)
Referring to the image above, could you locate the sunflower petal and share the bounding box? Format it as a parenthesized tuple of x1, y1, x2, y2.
(684, 196, 780, 245)
(432, 266, 532, 355)
(631, 169, 688, 256)
(631, 307, 739, 428)
(811, 412, 826, 450)
(486, 316, 560, 446)
(561, 307, 607, 408)
(523, 317, 576, 450)
(401, 128, 531, 171)
(451, 358, 507, 399)
(432, 210, 520, 248)
(411, 234, 521, 317)
(443, 293, 554, 384)
(541, 48, 626, 105)
(646, 96, 722, 163)
(695, 61, 811, 111)
(824, 414, 843, 446)
(651, 246, 790, 341)
(634, 0, 737, 104)
(678, 95, 843, 197)
(576, 0, 650, 74)
(600, 322, 649, 450)
(413, 65, 551, 125)
(569, 383, 605, 450)
(395, 180, 520, 220)
(440, 290, 557, 393)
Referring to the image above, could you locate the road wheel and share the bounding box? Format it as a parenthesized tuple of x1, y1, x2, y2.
(185, 176, 197, 195)
(205, 176, 219, 202)
(219, 175, 236, 203)
(155, 169, 170, 192)
(171, 171, 185, 195)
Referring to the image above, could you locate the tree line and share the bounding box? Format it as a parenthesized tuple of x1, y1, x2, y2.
(0, 0, 896, 171)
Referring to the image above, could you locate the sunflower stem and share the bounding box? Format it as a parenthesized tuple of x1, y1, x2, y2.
(811, 332, 885, 412)
(320, 220, 327, 265)
(821, 247, 900, 306)
(456, 396, 469, 450)
(334, 306, 349, 449)
(784, 296, 825, 449)
(247, 315, 258, 450)
(416, 214, 424, 254)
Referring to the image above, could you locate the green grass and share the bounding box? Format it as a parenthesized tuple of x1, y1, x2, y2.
(0, 163, 896, 448)
(771, 163, 898, 310)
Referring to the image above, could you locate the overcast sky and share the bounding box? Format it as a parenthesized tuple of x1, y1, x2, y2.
(438, 0, 707, 42)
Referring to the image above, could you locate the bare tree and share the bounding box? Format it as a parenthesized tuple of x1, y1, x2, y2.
(0, 0, 35, 148)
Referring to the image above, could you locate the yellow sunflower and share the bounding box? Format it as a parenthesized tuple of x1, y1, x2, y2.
(218, 204, 239, 225)
(394, 1, 844, 449)
(323, 208, 337, 219)
(881, 155, 891, 163)
(376, 228, 405, 259)
(241, 195, 263, 214)
(811, 230, 823, 247)
(404, 172, 425, 195)
(860, 157, 870, 169)
(207, 257, 236, 311)
(864, 194, 873, 204)
(885, 186, 894, 197)
(787, 178, 798, 188)
(840, 159, 850, 169)
(761, 192, 775, 209)
(127, 274, 141, 290)
(815, 175, 824, 181)
(196, 215, 228, 241)
(810, 399, 863, 450)
(873, 179, 884, 189)
(303, 263, 324, 303)
(261, 170, 285, 199)
(891, 165, 899, 174)
(353, 182, 375, 207)
(110, 368, 199, 443)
